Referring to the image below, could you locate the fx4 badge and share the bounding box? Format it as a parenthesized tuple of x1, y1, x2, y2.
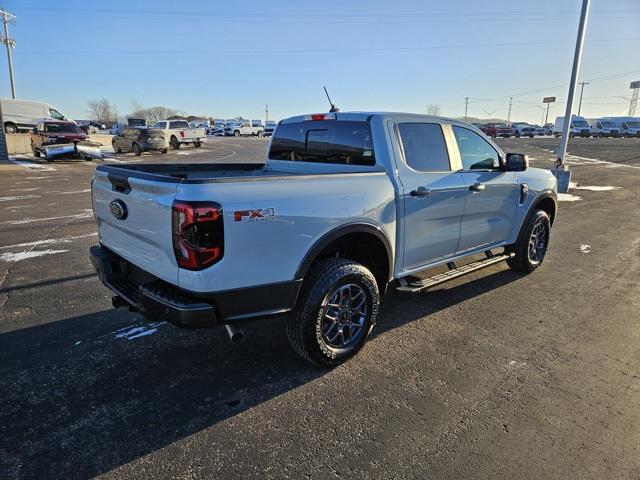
(234, 208, 276, 222)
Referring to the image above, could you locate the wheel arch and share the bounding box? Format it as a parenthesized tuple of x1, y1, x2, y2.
(294, 222, 393, 293)
(513, 191, 557, 247)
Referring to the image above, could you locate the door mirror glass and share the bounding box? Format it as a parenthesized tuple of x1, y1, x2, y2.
(505, 153, 529, 171)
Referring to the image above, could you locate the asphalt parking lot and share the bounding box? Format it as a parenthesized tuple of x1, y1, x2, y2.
(1, 136, 639, 479)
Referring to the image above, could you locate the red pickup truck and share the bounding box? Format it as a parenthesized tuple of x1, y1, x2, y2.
(30, 120, 88, 161)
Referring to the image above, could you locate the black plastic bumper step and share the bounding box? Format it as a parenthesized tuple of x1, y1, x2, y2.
(396, 252, 514, 293)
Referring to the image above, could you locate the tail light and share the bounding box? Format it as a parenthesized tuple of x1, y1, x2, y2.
(172, 201, 224, 270)
(179, 130, 185, 138)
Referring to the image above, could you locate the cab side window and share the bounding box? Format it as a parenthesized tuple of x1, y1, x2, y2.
(397, 123, 450, 172)
(49, 108, 65, 120)
(452, 126, 500, 170)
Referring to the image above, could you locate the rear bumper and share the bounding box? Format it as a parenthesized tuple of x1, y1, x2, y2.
(90, 245, 301, 328)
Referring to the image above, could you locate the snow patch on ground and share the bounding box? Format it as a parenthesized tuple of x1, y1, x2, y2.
(575, 185, 619, 192)
(0, 195, 41, 202)
(0, 233, 97, 250)
(580, 244, 592, 253)
(558, 193, 582, 202)
(114, 322, 164, 341)
(0, 249, 69, 262)
(9, 158, 56, 171)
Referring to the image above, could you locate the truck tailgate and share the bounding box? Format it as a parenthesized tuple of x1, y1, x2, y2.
(92, 169, 179, 284)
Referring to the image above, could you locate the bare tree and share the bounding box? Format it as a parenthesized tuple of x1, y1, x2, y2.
(87, 98, 118, 124)
(426, 104, 441, 116)
(128, 99, 181, 124)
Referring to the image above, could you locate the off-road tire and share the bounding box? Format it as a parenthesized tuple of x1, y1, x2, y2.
(286, 258, 380, 368)
(507, 209, 551, 273)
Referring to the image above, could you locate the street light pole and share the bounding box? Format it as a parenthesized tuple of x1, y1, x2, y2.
(507, 97, 513, 124)
(556, 0, 590, 173)
(464, 97, 469, 121)
(577, 81, 589, 116)
(0, 9, 16, 99)
(545, 102, 551, 125)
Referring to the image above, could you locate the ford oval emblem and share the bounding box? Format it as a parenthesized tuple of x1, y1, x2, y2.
(109, 199, 128, 220)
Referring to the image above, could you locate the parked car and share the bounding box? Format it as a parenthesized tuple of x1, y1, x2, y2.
(264, 120, 277, 136)
(127, 118, 146, 127)
(534, 127, 546, 136)
(552, 115, 591, 137)
(90, 111, 558, 367)
(224, 120, 242, 136)
(2, 98, 71, 133)
(602, 117, 640, 137)
(480, 123, 500, 138)
(110, 123, 126, 136)
(76, 120, 106, 134)
(496, 124, 514, 137)
(511, 122, 535, 138)
(227, 119, 265, 137)
(587, 118, 620, 137)
(112, 127, 169, 156)
(30, 120, 88, 161)
(152, 120, 207, 149)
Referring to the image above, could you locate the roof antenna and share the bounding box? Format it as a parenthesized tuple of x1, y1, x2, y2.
(323, 86, 340, 112)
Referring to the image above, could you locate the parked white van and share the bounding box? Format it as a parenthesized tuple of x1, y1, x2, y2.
(602, 117, 640, 137)
(552, 115, 591, 137)
(1, 98, 71, 133)
(587, 118, 621, 137)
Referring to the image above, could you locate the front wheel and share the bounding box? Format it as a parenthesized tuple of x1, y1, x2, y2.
(234, 130, 240, 137)
(507, 209, 551, 273)
(286, 258, 380, 368)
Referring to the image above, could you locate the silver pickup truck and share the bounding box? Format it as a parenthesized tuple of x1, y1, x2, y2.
(90, 112, 557, 367)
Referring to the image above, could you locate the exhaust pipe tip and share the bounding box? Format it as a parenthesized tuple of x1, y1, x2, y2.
(224, 324, 245, 345)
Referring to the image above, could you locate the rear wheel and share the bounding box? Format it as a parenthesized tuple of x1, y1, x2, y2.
(161, 148, 168, 154)
(170, 136, 180, 149)
(507, 209, 551, 273)
(286, 258, 380, 367)
(4, 123, 17, 134)
(112, 141, 121, 154)
(234, 130, 240, 137)
(194, 140, 202, 148)
(133, 143, 142, 156)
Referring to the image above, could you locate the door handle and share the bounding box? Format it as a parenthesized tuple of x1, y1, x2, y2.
(469, 182, 486, 192)
(410, 186, 431, 197)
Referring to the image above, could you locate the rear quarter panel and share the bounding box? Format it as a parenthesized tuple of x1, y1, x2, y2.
(176, 173, 396, 293)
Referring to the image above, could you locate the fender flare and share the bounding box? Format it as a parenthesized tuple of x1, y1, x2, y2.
(513, 190, 557, 246)
(294, 222, 394, 282)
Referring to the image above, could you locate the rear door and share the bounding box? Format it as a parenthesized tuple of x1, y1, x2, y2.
(451, 126, 519, 253)
(92, 169, 180, 283)
(392, 121, 467, 271)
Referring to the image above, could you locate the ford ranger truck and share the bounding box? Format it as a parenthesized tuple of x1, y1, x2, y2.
(90, 112, 558, 367)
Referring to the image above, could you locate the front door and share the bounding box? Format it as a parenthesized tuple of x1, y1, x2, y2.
(451, 126, 519, 253)
(393, 121, 467, 271)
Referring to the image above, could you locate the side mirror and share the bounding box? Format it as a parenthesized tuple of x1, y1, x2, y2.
(505, 153, 529, 171)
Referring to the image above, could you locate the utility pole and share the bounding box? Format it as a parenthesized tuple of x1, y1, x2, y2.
(0, 9, 16, 99)
(629, 81, 640, 116)
(482, 109, 497, 118)
(464, 97, 469, 121)
(265, 104, 269, 123)
(507, 97, 513, 124)
(577, 81, 589, 115)
(555, 0, 590, 192)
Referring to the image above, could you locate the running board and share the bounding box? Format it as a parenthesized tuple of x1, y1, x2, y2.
(396, 252, 514, 293)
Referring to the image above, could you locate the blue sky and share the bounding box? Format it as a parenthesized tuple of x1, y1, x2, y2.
(1, 0, 639, 123)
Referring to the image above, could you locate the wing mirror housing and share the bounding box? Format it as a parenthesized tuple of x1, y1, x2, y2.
(505, 153, 529, 171)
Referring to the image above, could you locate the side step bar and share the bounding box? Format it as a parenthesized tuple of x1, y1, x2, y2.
(396, 252, 514, 293)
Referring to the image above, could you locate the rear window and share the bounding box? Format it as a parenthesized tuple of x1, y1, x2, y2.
(169, 121, 190, 129)
(269, 120, 375, 166)
(44, 122, 79, 133)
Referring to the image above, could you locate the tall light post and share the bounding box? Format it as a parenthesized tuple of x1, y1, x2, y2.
(0, 9, 16, 99)
(577, 81, 589, 116)
(555, 0, 590, 194)
(464, 97, 469, 120)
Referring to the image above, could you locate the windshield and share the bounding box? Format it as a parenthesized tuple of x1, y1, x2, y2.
(572, 120, 589, 128)
(44, 122, 80, 133)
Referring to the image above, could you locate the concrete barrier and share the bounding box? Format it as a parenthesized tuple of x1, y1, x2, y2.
(4, 133, 113, 155)
(5, 133, 31, 154)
